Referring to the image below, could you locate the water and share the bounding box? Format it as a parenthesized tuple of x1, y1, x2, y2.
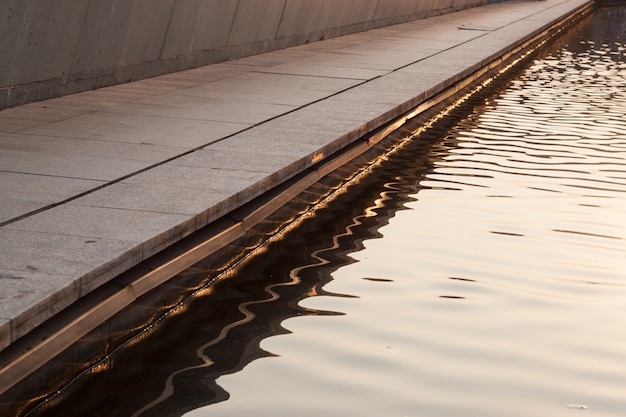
(30, 6, 626, 417)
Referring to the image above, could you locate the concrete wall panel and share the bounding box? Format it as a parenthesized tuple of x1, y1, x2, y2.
(1, 0, 87, 85)
(276, 0, 330, 37)
(415, 0, 438, 14)
(71, 0, 135, 74)
(374, 0, 423, 21)
(119, 0, 177, 66)
(161, 0, 203, 59)
(316, 0, 378, 34)
(332, 0, 380, 28)
(0, 0, 31, 84)
(277, 0, 380, 39)
(32, 2, 87, 81)
(0, 0, 496, 109)
(227, 0, 287, 46)
(163, 0, 239, 58)
(190, 0, 239, 52)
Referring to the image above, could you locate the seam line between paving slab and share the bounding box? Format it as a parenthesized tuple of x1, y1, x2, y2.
(0, 0, 595, 397)
(0, 76, 374, 229)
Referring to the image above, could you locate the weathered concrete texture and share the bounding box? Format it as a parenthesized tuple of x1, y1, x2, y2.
(0, 0, 497, 109)
(0, 0, 593, 403)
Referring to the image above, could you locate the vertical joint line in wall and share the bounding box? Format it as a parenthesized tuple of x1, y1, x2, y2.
(159, 0, 178, 60)
(371, 0, 382, 29)
(67, 4, 91, 85)
(226, 0, 242, 46)
(274, 0, 288, 40)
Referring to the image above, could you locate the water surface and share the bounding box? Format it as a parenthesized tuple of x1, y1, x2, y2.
(31, 6, 626, 417)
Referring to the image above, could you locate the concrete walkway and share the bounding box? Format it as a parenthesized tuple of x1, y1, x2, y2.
(0, 0, 590, 377)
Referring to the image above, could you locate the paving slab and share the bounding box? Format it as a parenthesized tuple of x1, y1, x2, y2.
(253, 60, 388, 80)
(0, 133, 185, 181)
(201, 71, 366, 98)
(24, 110, 250, 147)
(0, 105, 88, 123)
(0, 172, 104, 223)
(0, 267, 79, 341)
(73, 182, 232, 218)
(0, 229, 132, 279)
(177, 86, 335, 108)
(171, 147, 304, 173)
(27, 89, 152, 112)
(105, 96, 297, 125)
(0, 118, 50, 134)
(0, 0, 592, 379)
(119, 163, 271, 204)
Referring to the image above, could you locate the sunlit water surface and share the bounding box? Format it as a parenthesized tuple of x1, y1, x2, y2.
(31, 6, 626, 417)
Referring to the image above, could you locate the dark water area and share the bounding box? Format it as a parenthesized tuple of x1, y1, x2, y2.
(29, 5, 626, 417)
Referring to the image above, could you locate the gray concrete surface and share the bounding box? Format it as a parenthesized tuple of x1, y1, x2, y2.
(0, 0, 498, 109)
(0, 0, 591, 386)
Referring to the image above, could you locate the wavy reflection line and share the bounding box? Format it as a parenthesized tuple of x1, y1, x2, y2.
(130, 186, 395, 417)
(131, 272, 301, 417)
(435, 160, 626, 191)
(290, 186, 395, 295)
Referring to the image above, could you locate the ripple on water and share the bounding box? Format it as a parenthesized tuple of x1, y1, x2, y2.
(196, 7, 626, 416)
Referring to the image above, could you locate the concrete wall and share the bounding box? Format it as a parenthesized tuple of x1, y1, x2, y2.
(0, 0, 494, 109)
